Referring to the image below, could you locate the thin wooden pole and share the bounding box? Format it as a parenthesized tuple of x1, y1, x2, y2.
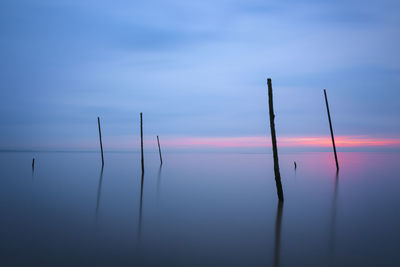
(268, 78, 284, 202)
(97, 117, 104, 166)
(140, 113, 144, 173)
(157, 135, 163, 165)
(32, 158, 35, 170)
(324, 89, 339, 171)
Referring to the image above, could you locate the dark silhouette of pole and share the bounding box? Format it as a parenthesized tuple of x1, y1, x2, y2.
(268, 78, 284, 202)
(324, 89, 339, 171)
(140, 113, 144, 174)
(32, 158, 35, 171)
(97, 117, 104, 166)
(157, 135, 163, 165)
(294, 161, 297, 170)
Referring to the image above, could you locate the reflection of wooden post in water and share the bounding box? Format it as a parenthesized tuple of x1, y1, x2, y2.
(138, 173, 144, 240)
(97, 117, 104, 166)
(273, 202, 283, 267)
(268, 78, 284, 202)
(157, 165, 162, 198)
(95, 166, 104, 220)
(157, 135, 163, 165)
(140, 113, 144, 174)
(324, 89, 339, 171)
(329, 171, 339, 254)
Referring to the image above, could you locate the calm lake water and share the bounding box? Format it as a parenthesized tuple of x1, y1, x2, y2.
(0, 151, 399, 266)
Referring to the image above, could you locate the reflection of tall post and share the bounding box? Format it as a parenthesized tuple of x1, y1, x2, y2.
(268, 78, 284, 202)
(97, 117, 104, 167)
(324, 90, 339, 171)
(95, 166, 104, 220)
(329, 171, 339, 253)
(138, 172, 144, 240)
(140, 113, 144, 174)
(31, 158, 35, 180)
(273, 202, 284, 267)
(157, 135, 163, 165)
(157, 165, 162, 199)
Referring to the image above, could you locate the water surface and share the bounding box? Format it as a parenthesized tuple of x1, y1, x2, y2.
(0, 152, 399, 266)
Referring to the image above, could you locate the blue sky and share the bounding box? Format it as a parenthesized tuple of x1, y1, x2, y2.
(1, 0, 400, 151)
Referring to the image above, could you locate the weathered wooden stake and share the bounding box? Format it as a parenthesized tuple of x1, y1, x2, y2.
(140, 113, 144, 173)
(323, 89, 339, 171)
(97, 117, 104, 166)
(268, 78, 284, 202)
(32, 158, 35, 170)
(157, 135, 163, 165)
(294, 161, 297, 169)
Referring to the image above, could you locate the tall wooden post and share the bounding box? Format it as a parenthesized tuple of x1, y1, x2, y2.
(268, 78, 284, 202)
(97, 117, 104, 166)
(324, 89, 339, 171)
(140, 113, 144, 173)
(157, 135, 163, 165)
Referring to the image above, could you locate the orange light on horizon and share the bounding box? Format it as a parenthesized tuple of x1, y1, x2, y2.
(156, 135, 400, 148)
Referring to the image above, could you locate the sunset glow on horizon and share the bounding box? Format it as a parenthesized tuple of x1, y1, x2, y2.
(153, 135, 400, 149)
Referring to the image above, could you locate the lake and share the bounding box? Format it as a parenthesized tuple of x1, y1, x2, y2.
(0, 151, 399, 266)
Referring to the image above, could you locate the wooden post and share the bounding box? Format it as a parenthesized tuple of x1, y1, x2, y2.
(32, 158, 35, 170)
(140, 113, 144, 173)
(324, 89, 339, 171)
(97, 117, 104, 166)
(157, 135, 163, 165)
(268, 78, 284, 202)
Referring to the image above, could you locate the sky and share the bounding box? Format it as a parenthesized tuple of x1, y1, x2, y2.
(1, 0, 400, 152)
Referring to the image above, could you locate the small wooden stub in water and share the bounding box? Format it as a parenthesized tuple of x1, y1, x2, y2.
(32, 158, 35, 170)
(267, 78, 284, 202)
